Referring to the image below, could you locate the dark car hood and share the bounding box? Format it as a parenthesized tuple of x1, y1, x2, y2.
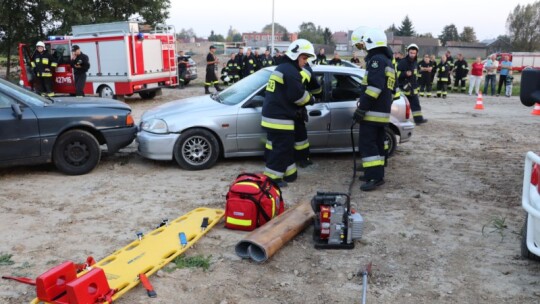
(50, 97, 131, 111)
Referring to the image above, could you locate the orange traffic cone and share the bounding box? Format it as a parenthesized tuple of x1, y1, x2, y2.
(532, 103, 540, 116)
(474, 92, 484, 110)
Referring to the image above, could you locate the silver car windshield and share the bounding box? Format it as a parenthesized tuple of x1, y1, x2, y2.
(219, 69, 272, 105)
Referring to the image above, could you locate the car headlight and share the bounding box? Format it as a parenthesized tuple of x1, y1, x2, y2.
(141, 118, 168, 134)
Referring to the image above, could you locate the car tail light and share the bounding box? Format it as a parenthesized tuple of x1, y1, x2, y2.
(126, 114, 134, 126)
(532, 164, 540, 193)
(133, 85, 143, 90)
(405, 96, 411, 120)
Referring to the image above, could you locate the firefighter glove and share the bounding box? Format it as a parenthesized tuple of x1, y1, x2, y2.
(353, 108, 366, 123)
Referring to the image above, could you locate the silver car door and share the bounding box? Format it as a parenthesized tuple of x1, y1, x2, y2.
(326, 73, 363, 149)
(236, 91, 266, 153)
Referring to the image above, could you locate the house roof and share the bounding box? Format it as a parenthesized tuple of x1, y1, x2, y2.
(446, 41, 486, 48)
(332, 31, 349, 44)
(389, 36, 440, 47)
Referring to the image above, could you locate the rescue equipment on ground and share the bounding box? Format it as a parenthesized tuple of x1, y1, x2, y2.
(2, 208, 223, 304)
(225, 173, 285, 231)
(311, 192, 364, 249)
(236, 200, 314, 263)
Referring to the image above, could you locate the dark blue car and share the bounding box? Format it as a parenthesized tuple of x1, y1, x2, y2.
(0, 78, 137, 175)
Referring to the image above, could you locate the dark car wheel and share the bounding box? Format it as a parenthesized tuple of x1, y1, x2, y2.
(385, 127, 397, 157)
(53, 130, 101, 175)
(173, 129, 220, 170)
(139, 91, 157, 99)
(521, 215, 540, 261)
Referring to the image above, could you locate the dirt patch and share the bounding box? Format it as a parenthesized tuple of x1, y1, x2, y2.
(1, 83, 540, 303)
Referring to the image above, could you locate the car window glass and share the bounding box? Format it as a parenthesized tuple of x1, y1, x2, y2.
(52, 43, 70, 64)
(313, 73, 324, 103)
(328, 73, 362, 102)
(0, 79, 50, 106)
(0, 91, 15, 108)
(220, 69, 272, 105)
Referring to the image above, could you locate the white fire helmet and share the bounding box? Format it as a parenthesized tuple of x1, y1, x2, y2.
(285, 39, 315, 61)
(362, 28, 387, 51)
(351, 26, 370, 50)
(36, 41, 45, 48)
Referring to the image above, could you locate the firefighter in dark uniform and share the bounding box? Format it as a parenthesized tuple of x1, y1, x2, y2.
(314, 48, 327, 65)
(398, 44, 427, 125)
(177, 50, 189, 89)
(235, 48, 245, 80)
(261, 39, 317, 187)
(445, 50, 454, 91)
(328, 53, 343, 66)
(436, 55, 451, 98)
(352, 28, 396, 191)
(205, 45, 222, 94)
(70, 45, 90, 97)
(260, 50, 275, 67)
(223, 53, 238, 84)
(418, 54, 433, 97)
(242, 48, 258, 78)
(31, 41, 57, 96)
(453, 53, 469, 93)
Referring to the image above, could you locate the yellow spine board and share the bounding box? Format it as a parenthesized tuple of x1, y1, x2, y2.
(31, 208, 224, 304)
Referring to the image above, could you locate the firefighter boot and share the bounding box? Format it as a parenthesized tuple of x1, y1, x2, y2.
(205, 86, 211, 94)
(360, 179, 385, 191)
(215, 85, 223, 92)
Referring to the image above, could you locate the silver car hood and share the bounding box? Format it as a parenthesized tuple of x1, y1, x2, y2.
(142, 95, 225, 121)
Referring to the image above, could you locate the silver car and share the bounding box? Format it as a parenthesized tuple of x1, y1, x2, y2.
(137, 65, 415, 170)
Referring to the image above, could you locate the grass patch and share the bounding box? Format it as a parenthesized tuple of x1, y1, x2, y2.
(482, 215, 508, 241)
(167, 254, 212, 272)
(0, 253, 15, 266)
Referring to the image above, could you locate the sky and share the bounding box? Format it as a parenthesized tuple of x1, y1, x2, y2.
(167, 0, 537, 42)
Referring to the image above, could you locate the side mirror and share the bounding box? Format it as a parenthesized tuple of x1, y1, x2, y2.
(11, 103, 23, 120)
(242, 95, 264, 108)
(520, 69, 540, 107)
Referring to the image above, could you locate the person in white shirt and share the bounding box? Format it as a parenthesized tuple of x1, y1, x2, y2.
(483, 54, 498, 96)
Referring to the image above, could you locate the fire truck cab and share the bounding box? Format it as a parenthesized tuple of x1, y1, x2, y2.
(19, 21, 178, 99)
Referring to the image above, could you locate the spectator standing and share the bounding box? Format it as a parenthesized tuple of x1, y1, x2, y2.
(435, 55, 451, 98)
(260, 50, 275, 67)
(483, 54, 498, 96)
(177, 50, 188, 89)
(429, 54, 438, 94)
(497, 55, 512, 96)
(242, 48, 258, 78)
(350, 52, 361, 66)
(314, 48, 327, 65)
(204, 45, 222, 94)
(468, 56, 484, 96)
(505, 70, 514, 97)
(445, 50, 455, 91)
(453, 53, 468, 93)
(235, 48, 245, 80)
(418, 54, 433, 97)
(70, 45, 90, 97)
(328, 53, 343, 66)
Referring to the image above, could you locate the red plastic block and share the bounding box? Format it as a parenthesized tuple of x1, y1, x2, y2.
(66, 268, 111, 304)
(36, 261, 77, 302)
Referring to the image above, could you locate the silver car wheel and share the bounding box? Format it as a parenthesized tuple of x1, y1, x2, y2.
(174, 129, 220, 170)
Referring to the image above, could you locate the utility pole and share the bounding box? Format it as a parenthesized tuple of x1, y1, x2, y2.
(271, 0, 275, 56)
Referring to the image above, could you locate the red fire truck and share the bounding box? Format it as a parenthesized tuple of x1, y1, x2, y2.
(19, 21, 178, 99)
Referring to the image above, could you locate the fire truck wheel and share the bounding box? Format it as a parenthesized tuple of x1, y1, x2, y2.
(385, 127, 397, 157)
(139, 91, 157, 99)
(98, 85, 114, 99)
(53, 130, 101, 175)
(521, 215, 540, 261)
(173, 128, 220, 170)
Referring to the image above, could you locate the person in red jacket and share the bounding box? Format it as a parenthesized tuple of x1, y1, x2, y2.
(468, 56, 484, 96)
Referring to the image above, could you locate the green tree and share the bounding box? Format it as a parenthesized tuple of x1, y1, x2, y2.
(438, 24, 459, 46)
(298, 22, 327, 44)
(385, 23, 397, 34)
(281, 29, 290, 41)
(460, 26, 477, 43)
(0, 0, 31, 79)
(232, 33, 242, 42)
(397, 15, 415, 36)
(417, 32, 434, 38)
(506, 1, 540, 51)
(323, 27, 334, 46)
(262, 23, 288, 34)
(208, 30, 224, 42)
(178, 28, 197, 40)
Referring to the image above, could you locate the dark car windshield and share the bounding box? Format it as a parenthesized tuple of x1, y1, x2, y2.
(219, 69, 272, 105)
(0, 78, 51, 106)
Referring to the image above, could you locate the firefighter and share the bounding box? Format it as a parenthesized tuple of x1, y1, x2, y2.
(445, 50, 454, 91)
(31, 41, 57, 96)
(261, 39, 317, 187)
(453, 53, 469, 93)
(177, 50, 189, 89)
(242, 48, 258, 78)
(260, 49, 275, 67)
(435, 54, 451, 98)
(235, 48, 245, 80)
(398, 44, 427, 124)
(273, 49, 283, 65)
(224, 53, 238, 84)
(205, 45, 222, 94)
(352, 28, 396, 191)
(70, 45, 90, 97)
(418, 54, 433, 97)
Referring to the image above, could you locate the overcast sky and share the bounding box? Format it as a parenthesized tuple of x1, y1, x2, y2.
(167, 0, 537, 41)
